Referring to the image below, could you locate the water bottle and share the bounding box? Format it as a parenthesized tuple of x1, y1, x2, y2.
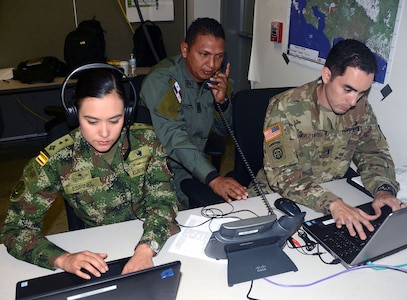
(129, 53, 136, 77)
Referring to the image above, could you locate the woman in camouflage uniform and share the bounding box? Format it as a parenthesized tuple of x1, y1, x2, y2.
(1, 66, 179, 279)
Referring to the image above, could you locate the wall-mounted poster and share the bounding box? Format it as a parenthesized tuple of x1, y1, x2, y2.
(126, 0, 174, 22)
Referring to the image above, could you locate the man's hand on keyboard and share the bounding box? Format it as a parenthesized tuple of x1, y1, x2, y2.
(373, 191, 405, 215)
(329, 199, 377, 240)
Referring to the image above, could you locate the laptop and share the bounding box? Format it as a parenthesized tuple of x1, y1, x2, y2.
(303, 202, 407, 268)
(15, 257, 181, 300)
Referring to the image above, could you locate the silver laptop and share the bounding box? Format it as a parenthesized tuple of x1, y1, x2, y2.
(303, 202, 407, 268)
(15, 258, 181, 300)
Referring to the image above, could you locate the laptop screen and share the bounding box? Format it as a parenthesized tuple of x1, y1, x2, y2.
(16, 258, 181, 300)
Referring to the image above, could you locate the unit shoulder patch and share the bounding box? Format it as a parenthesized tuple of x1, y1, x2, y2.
(157, 81, 181, 120)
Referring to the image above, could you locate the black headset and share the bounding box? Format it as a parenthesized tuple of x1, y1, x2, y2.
(61, 63, 137, 128)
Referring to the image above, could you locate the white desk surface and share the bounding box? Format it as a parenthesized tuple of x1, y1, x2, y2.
(0, 67, 151, 94)
(1, 179, 406, 300)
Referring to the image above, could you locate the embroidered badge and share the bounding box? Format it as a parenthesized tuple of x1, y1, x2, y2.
(172, 81, 182, 103)
(128, 145, 151, 178)
(128, 145, 151, 161)
(68, 169, 92, 183)
(25, 162, 39, 184)
(264, 123, 282, 142)
(64, 169, 100, 194)
(10, 180, 27, 202)
(65, 177, 101, 194)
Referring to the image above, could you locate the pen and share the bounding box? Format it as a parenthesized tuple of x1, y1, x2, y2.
(2, 79, 9, 83)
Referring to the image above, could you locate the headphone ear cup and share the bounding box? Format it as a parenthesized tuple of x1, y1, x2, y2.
(63, 88, 78, 128)
(124, 80, 137, 126)
(124, 101, 134, 126)
(64, 105, 78, 128)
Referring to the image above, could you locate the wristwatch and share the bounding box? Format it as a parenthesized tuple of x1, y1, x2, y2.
(147, 240, 159, 256)
(376, 184, 396, 196)
(137, 240, 159, 256)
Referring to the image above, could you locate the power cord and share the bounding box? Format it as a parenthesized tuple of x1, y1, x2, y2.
(178, 202, 259, 232)
(316, 243, 341, 265)
(263, 263, 407, 288)
(13, 94, 49, 122)
(116, 0, 136, 34)
(297, 229, 316, 251)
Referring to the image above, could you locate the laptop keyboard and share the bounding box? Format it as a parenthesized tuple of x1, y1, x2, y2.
(321, 219, 384, 261)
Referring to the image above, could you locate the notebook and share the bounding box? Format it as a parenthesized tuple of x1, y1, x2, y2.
(303, 202, 407, 268)
(15, 257, 181, 300)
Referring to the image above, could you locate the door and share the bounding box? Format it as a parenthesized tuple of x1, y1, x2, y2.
(220, 0, 255, 92)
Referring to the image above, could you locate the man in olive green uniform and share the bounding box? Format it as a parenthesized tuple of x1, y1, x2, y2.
(254, 39, 404, 239)
(140, 18, 248, 209)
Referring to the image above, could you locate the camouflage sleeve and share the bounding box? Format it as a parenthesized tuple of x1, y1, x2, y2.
(134, 128, 180, 252)
(261, 95, 340, 214)
(1, 157, 68, 270)
(352, 102, 399, 195)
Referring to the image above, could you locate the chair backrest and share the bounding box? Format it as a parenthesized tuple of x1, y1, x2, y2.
(229, 87, 293, 186)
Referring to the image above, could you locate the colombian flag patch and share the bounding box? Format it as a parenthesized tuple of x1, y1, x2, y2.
(35, 151, 49, 166)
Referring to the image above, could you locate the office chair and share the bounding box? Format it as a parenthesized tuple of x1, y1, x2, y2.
(181, 87, 293, 208)
(226, 87, 293, 187)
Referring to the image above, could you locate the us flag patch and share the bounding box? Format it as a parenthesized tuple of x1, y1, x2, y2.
(264, 124, 282, 142)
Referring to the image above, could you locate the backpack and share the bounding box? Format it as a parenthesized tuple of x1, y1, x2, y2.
(64, 18, 106, 73)
(13, 56, 67, 84)
(133, 20, 167, 67)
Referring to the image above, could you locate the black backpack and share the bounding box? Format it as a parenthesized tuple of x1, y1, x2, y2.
(13, 56, 67, 84)
(133, 20, 167, 67)
(64, 18, 106, 73)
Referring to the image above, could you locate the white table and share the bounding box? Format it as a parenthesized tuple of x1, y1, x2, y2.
(1, 179, 406, 299)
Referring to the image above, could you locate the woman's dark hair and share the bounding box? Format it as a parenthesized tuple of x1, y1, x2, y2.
(185, 17, 225, 46)
(325, 39, 378, 80)
(75, 68, 126, 108)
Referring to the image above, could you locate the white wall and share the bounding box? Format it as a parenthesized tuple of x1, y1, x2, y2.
(187, 0, 221, 26)
(248, 0, 407, 167)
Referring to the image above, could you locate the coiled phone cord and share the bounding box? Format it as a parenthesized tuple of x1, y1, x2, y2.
(215, 101, 274, 215)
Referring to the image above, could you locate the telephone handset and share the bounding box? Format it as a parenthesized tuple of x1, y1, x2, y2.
(205, 52, 228, 88)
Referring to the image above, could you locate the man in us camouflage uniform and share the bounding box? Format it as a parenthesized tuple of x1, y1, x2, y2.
(253, 39, 404, 240)
(1, 67, 179, 279)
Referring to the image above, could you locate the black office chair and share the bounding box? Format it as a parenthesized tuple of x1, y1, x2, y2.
(225, 87, 293, 187)
(181, 87, 293, 208)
